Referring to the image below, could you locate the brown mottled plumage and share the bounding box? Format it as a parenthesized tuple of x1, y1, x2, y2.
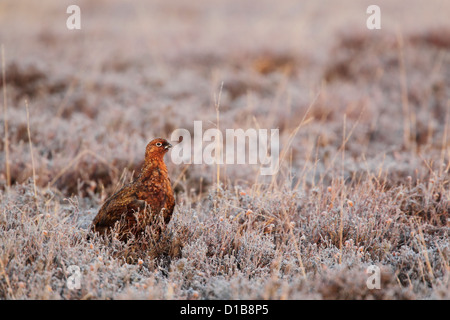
(91, 138, 174, 241)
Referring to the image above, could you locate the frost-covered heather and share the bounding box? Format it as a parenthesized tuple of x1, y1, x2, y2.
(1, 177, 448, 299)
(0, 0, 449, 299)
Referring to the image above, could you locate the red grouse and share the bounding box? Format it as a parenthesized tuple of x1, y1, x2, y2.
(91, 138, 175, 241)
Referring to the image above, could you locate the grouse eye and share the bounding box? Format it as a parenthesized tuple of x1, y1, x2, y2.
(156, 142, 162, 147)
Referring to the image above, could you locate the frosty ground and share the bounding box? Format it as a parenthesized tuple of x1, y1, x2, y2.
(0, 0, 449, 299)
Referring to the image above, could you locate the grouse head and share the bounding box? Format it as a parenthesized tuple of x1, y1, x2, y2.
(145, 138, 172, 161)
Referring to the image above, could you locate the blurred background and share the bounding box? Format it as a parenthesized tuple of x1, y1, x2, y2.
(0, 0, 449, 196)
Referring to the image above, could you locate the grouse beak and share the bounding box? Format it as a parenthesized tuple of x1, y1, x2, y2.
(165, 143, 172, 150)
